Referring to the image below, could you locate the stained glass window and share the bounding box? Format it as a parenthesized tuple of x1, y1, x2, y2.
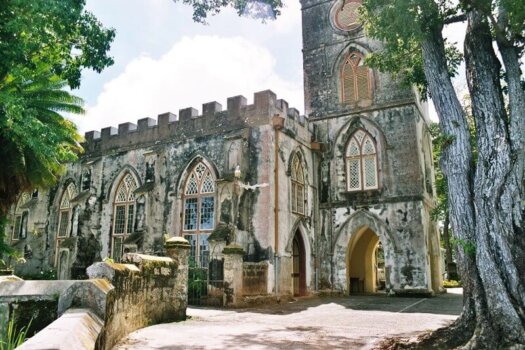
(346, 130, 378, 191)
(182, 161, 216, 267)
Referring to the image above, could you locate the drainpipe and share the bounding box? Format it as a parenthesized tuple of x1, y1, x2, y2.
(272, 114, 284, 299)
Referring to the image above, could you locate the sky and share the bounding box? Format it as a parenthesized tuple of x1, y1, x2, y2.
(73, 0, 304, 133)
(73, 1, 469, 134)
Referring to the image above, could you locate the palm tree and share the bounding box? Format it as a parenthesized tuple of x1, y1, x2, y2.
(0, 67, 84, 259)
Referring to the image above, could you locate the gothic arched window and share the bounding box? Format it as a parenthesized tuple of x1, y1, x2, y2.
(12, 193, 30, 241)
(182, 161, 216, 267)
(55, 183, 76, 265)
(291, 153, 306, 215)
(112, 173, 137, 261)
(341, 51, 372, 105)
(346, 129, 378, 191)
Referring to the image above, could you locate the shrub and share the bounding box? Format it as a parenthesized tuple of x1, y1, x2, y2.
(443, 279, 462, 288)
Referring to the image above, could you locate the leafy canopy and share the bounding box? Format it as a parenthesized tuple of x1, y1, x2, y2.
(0, 1, 115, 259)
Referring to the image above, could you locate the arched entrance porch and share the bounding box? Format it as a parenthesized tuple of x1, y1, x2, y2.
(332, 210, 397, 294)
(346, 227, 385, 294)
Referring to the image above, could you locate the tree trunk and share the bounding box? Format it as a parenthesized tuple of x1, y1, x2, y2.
(419, 20, 480, 348)
(442, 212, 457, 280)
(463, 9, 525, 347)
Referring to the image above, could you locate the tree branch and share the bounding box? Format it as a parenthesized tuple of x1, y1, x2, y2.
(444, 14, 467, 25)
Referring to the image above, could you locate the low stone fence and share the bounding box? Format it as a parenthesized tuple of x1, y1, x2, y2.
(89, 252, 188, 350)
(0, 237, 190, 350)
(242, 261, 269, 296)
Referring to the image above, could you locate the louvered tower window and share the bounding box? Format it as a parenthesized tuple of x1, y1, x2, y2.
(346, 129, 378, 191)
(55, 183, 76, 265)
(341, 52, 372, 105)
(182, 161, 216, 267)
(291, 153, 306, 215)
(112, 173, 137, 262)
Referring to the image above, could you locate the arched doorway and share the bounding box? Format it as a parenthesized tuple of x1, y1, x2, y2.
(292, 231, 306, 296)
(346, 227, 385, 294)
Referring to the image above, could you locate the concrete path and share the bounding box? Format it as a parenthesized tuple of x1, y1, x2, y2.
(114, 289, 463, 350)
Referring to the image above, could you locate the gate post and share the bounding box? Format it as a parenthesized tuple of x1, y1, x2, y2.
(223, 243, 244, 306)
(165, 237, 191, 305)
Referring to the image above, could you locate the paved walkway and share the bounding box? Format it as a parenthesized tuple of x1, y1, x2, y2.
(114, 289, 463, 350)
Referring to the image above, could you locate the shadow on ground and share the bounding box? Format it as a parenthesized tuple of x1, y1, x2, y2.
(156, 327, 369, 350)
(191, 289, 463, 317)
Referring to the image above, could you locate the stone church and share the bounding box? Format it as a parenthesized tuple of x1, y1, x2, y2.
(6, 0, 443, 296)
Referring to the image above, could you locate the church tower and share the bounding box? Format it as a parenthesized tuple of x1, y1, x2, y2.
(301, 0, 444, 295)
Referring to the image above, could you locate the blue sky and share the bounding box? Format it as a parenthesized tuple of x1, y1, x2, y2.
(74, 0, 304, 133)
(73, 1, 473, 133)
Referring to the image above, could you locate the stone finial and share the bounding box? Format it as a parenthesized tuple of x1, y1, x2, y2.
(165, 237, 191, 250)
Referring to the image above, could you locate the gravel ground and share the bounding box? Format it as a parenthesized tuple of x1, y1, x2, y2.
(114, 289, 463, 350)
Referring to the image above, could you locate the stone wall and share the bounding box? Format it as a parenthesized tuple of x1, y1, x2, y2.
(242, 261, 269, 296)
(88, 252, 188, 350)
(0, 246, 189, 350)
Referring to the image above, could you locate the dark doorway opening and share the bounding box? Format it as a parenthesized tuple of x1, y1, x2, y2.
(292, 230, 306, 296)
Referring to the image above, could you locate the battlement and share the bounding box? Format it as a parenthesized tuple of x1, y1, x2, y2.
(83, 90, 307, 155)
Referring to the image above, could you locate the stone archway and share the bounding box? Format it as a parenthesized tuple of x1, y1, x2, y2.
(292, 230, 306, 296)
(346, 227, 385, 294)
(333, 210, 397, 294)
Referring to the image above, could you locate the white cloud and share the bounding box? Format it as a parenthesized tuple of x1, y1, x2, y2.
(74, 35, 303, 133)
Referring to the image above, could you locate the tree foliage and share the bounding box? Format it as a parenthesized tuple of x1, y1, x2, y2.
(174, 0, 283, 23)
(362, 0, 524, 348)
(0, 0, 115, 259)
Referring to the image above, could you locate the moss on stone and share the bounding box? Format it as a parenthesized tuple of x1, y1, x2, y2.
(209, 223, 234, 243)
(223, 243, 244, 255)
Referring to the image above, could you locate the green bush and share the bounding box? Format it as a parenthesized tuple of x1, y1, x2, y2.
(443, 279, 462, 288)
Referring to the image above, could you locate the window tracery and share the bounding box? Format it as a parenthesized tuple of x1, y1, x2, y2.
(55, 183, 76, 265)
(112, 173, 137, 262)
(291, 153, 306, 215)
(334, 0, 362, 31)
(182, 161, 216, 267)
(346, 129, 378, 191)
(12, 193, 30, 241)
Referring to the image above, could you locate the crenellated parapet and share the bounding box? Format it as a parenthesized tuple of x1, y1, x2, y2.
(83, 90, 308, 155)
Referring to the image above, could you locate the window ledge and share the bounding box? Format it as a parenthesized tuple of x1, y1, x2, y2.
(341, 189, 382, 201)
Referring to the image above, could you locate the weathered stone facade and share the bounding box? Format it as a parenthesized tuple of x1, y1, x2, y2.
(5, 0, 442, 297)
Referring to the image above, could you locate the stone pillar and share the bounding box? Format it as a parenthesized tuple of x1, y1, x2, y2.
(165, 237, 191, 310)
(223, 243, 244, 306)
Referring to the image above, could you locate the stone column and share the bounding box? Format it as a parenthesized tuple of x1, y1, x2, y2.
(165, 237, 190, 312)
(223, 243, 244, 306)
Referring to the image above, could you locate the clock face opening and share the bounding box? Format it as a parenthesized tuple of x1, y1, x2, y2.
(334, 0, 362, 32)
